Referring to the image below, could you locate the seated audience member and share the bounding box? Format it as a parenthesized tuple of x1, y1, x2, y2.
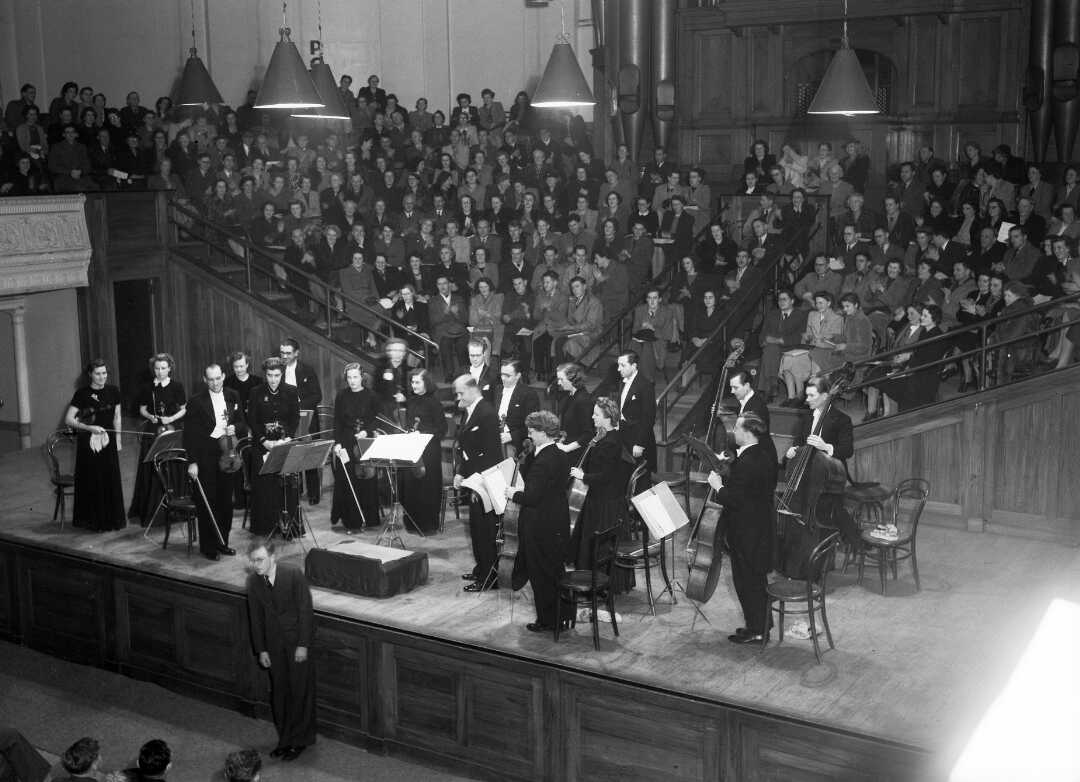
(553, 276, 603, 361)
(865, 303, 925, 419)
(794, 253, 843, 307)
(841, 252, 882, 311)
(876, 304, 949, 412)
(629, 287, 677, 382)
(53, 737, 102, 782)
(834, 293, 874, 367)
(758, 289, 808, 403)
(1002, 224, 1041, 283)
(223, 749, 261, 782)
(780, 291, 842, 404)
(0, 725, 51, 782)
(49, 124, 99, 193)
(121, 739, 171, 781)
(993, 281, 1041, 383)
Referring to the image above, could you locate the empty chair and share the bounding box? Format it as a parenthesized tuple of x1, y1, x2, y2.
(149, 449, 199, 554)
(43, 429, 77, 526)
(555, 526, 621, 650)
(857, 478, 930, 594)
(764, 531, 842, 663)
(615, 460, 671, 614)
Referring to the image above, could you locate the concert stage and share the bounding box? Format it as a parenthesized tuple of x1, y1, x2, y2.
(2, 444, 1076, 781)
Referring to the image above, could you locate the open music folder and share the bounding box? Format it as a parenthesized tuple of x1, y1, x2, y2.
(460, 457, 520, 515)
(632, 481, 690, 540)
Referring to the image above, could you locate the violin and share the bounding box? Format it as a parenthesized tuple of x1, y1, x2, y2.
(684, 342, 743, 603)
(216, 405, 243, 474)
(497, 438, 533, 591)
(567, 431, 602, 533)
(153, 399, 175, 437)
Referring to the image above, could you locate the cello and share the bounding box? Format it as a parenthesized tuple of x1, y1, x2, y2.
(684, 343, 743, 603)
(566, 431, 601, 533)
(775, 364, 855, 577)
(497, 439, 533, 591)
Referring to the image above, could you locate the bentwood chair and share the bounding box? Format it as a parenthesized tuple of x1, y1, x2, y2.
(43, 429, 77, 527)
(556, 526, 621, 650)
(237, 436, 253, 530)
(615, 460, 672, 614)
(150, 449, 199, 555)
(764, 531, 842, 663)
(857, 478, 930, 594)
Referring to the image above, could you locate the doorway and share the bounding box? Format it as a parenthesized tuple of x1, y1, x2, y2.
(113, 279, 158, 414)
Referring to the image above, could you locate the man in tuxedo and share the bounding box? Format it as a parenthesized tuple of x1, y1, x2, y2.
(494, 359, 540, 454)
(279, 339, 323, 504)
(463, 337, 501, 404)
(708, 413, 778, 644)
(729, 370, 774, 460)
(616, 351, 657, 472)
(184, 363, 246, 561)
(781, 375, 856, 576)
(453, 375, 504, 591)
(758, 289, 809, 403)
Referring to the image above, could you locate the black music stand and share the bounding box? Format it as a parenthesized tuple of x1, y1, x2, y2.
(358, 433, 432, 549)
(260, 439, 333, 551)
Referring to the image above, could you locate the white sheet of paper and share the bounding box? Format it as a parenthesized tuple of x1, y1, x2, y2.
(632, 481, 690, 539)
(359, 431, 433, 463)
(460, 473, 492, 512)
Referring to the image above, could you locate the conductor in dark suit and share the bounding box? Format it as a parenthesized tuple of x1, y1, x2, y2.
(245, 539, 316, 761)
(708, 413, 778, 644)
(505, 410, 572, 632)
(494, 359, 540, 454)
(184, 363, 246, 561)
(453, 375, 504, 591)
(280, 339, 323, 504)
(616, 351, 657, 472)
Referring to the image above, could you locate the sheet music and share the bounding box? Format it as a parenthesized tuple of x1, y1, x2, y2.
(459, 457, 520, 515)
(632, 481, 690, 540)
(461, 473, 493, 512)
(358, 431, 433, 463)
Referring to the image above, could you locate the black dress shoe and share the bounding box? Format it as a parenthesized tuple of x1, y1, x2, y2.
(270, 747, 287, 758)
(219, 546, 236, 556)
(728, 632, 767, 644)
(202, 551, 220, 561)
(281, 745, 305, 761)
(463, 581, 497, 592)
(526, 622, 552, 632)
(461, 572, 479, 581)
(734, 627, 751, 637)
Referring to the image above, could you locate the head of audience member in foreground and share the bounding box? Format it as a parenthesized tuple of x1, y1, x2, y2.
(224, 749, 262, 782)
(61, 737, 101, 777)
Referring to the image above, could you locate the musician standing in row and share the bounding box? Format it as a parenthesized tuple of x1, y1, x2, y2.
(463, 337, 500, 405)
(505, 411, 572, 632)
(616, 351, 656, 473)
(401, 368, 446, 534)
(781, 375, 855, 577)
(279, 339, 322, 504)
(129, 353, 186, 526)
(554, 362, 594, 455)
(568, 397, 634, 591)
(183, 363, 245, 561)
(373, 338, 410, 424)
(729, 370, 775, 462)
(330, 363, 380, 534)
(707, 413, 778, 645)
(64, 359, 125, 532)
(248, 358, 301, 537)
(225, 350, 261, 510)
(495, 359, 539, 454)
(453, 375, 502, 592)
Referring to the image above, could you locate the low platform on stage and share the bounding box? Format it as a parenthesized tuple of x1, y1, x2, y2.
(3, 443, 1079, 778)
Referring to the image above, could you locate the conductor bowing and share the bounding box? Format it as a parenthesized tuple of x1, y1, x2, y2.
(183, 363, 246, 561)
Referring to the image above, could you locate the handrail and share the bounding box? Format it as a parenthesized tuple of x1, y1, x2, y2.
(844, 289, 1080, 403)
(165, 199, 438, 358)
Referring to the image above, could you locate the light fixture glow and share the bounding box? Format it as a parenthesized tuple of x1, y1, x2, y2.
(291, 61, 351, 119)
(176, 0, 223, 106)
(806, 0, 879, 117)
(530, 2, 595, 109)
(254, 2, 324, 110)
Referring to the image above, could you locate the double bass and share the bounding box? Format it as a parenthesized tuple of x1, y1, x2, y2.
(684, 342, 744, 603)
(497, 439, 533, 591)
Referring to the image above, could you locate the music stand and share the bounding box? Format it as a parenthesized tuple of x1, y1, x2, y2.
(141, 430, 186, 534)
(260, 439, 333, 551)
(359, 432, 432, 548)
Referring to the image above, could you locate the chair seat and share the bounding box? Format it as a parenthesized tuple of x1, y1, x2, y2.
(687, 470, 710, 485)
(167, 498, 198, 512)
(653, 471, 686, 488)
(559, 570, 610, 591)
(860, 530, 912, 548)
(766, 577, 822, 601)
(53, 475, 75, 487)
(845, 483, 892, 503)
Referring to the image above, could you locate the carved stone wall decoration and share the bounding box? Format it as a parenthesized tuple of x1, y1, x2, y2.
(0, 196, 92, 295)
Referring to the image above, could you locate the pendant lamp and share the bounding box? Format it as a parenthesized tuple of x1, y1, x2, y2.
(176, 0, 223, 106)
(531, 2, 596, 108)
(807, 0, 879, 116)
(255, 1, 324, 110)
(290, 4, 349, 120)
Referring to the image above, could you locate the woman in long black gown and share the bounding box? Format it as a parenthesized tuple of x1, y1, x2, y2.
(373, 337, 411, 424)
(330, 363, 381, 533)
(64, 358, 125, 531)
(129, 353, 187, 525)
(554, 362, 594, 457)
(567, 396, 635, 593)
(400, 368, 447, 534)
(247, 357, 300, 537)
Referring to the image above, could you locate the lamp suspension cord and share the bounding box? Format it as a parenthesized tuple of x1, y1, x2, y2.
(189, 0, 197, 54)
(841, 0, 849, 48)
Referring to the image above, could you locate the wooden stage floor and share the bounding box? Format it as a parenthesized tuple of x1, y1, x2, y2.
(4, 443, 1079, 771)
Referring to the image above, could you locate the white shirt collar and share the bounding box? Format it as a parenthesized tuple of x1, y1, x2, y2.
(736, 442, 755, 457)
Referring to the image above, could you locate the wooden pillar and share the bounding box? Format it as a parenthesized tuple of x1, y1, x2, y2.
(0, 298, 31, 449)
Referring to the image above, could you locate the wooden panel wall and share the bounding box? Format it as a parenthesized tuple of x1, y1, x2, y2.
(852, 367, 1080, 543)
(0, 539, 933, 782)
(676, 2, 1024, 186)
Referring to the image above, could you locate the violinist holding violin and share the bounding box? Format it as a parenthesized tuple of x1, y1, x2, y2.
(183, 363, 246, 561)
(129, 352, 187, 526)
(331, 362, 380, 534)
(706, 413, 777, 645)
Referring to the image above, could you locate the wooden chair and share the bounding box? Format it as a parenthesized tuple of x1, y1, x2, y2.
(439, 411, 462, 530)
(43, 429, 77, 527)
(150, 449, 199, 555)
(764, 530, 842, 663)
(555, 526, 621, 650)
(237, 436, 253, 530)
(857, 478, 930, 594)
(615, 460, 672, 614)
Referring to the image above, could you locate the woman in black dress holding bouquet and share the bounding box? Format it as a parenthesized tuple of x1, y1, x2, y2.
(64, 358, 125, 531)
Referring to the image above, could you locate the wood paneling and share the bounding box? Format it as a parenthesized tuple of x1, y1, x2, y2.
(315, 618, 372, 737)
(957, 17, 1002, 109)
(919, 419, 964, 506)
(1057, 389, 1080, 523)
(18, 551, 108, 665)
(908, 17, 939, 109)
(992, 397, 1057, 519)
(0, 549, 15, 641)
(693, 32, 734, 119)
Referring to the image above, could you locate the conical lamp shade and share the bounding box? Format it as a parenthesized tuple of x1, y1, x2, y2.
(532, 40, 595, 108)
(177, 51, 223, 106)
(291, 61, 350, 119)
(255, 33, 324, 110)
(807, 46, 879, 116)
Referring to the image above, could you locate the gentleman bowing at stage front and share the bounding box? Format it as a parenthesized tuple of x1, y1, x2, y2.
(452, 375, 503, 591)
(184, 363, 246, 561)
(616, 351, 656, 473)
(707, 413, 778, 645)
(505, 411, 571, 632)
(494, 358, 540, 455)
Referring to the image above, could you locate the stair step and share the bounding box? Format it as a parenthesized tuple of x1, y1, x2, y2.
(258, 290, 295, 304)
